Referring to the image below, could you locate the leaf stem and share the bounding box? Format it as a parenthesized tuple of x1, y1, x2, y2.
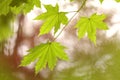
(53, 0, 87, 41)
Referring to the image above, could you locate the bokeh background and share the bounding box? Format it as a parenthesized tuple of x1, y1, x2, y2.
(0, 0, 120, 80)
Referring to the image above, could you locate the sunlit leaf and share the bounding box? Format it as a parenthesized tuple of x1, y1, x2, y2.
(75, 13, 108, 44)
(20, 42, 68, 74)
(35, 4, 68, 35)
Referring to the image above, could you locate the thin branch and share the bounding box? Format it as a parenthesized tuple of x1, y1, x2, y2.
(64, 11, 78, 13)
(53, 0, 87, 41)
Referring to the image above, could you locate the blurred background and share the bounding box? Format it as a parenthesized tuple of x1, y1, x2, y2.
(0, 0, 120, 80)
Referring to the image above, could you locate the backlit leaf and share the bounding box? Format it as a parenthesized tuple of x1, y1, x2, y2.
(20, 42, 69, 74)
(75, 13, 108, 44)
(35, 4, 68, 35)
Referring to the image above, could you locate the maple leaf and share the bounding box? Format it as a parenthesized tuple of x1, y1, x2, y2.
(23, 0, 41, 14)
(75, 13, 108, 44)
(20, 42, 69, 74)
(0, 26, 13, 42)
(35, 4, 68, 35)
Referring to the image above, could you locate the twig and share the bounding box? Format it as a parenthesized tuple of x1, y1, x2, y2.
(53, 0, 87, 41)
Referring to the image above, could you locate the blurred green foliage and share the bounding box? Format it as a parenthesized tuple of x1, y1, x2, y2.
(0, 66, 20, 80)
(0, 13, 14, 42)
(75, 13, 108, 44)
(0, 0, 41, 15)
(0, 0, 120, 80)
(51, 39, 120, 80)
(0, 0, 41, 42)
(0, 55, 20, 80)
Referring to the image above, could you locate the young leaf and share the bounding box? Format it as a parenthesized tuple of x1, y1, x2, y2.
(35, 4, 68, 35)
(20, 42, 69, 74)
(75, 13, 108, 44)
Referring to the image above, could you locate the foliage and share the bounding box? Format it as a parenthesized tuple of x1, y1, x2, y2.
(20, 42, 68, 74)
(0, 0, 41, 41)
(0, 13, 14, 42)
(35, 4, 68, 35)
(99, 0, 104, 3)
(0, 56, 21, 80)
(0, 0, 41, 15)
(0, 0, 12, 15)
(99, 0, 120, 3)
(75, 13, 108, 44)
(0, 0, 120, 73)
(52, 39, 120, 80)
(115, 0, 120, 2)
(10, 0, 41, 14)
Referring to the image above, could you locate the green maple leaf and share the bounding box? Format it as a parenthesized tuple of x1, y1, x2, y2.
(75, 13, 108, 44)
(115, 0, 120, 2)
(35, 4, 68, 35)
(20, 42, 68, 74)
(99, 0, 104, 3)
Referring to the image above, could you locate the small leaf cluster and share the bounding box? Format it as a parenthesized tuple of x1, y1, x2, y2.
(0, 0, 41, 15)
(0, 13, 14, 42)
(20, 1, 109, 73)
(0, 0, 41, 42)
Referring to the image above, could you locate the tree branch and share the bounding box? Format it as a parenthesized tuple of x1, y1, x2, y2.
(53, 0, 87, 41)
